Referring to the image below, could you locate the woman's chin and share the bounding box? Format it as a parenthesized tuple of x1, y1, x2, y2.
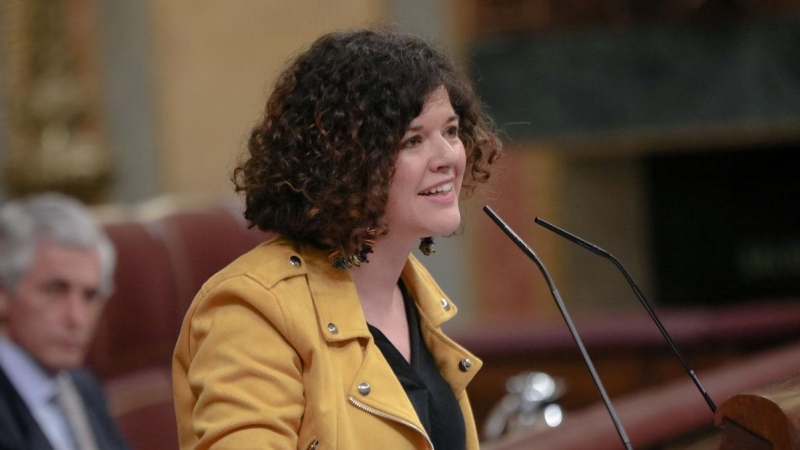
(426, 215, 462, 238)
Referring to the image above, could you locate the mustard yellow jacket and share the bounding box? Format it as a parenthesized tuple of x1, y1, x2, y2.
(173, 237, 483, 450)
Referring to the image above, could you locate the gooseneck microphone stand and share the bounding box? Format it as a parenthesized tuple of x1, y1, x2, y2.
(533, 217, 717, 414)
(483, 206, 634, 450)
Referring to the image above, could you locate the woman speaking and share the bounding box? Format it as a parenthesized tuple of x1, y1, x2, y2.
(173, 27, 502, 450)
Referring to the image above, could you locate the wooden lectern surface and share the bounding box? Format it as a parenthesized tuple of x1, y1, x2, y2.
(716, 373, 800, 450)
(718, 419, 772, 450)
(482, 340, 800, 450)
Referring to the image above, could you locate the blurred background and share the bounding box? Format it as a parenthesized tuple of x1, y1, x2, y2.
(1, 1, 799, 449)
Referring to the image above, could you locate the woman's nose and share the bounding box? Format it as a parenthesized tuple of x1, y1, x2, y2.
(430, 135, 459, 171)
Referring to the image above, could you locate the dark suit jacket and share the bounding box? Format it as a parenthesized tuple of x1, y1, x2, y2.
(0, 366, 129, 450)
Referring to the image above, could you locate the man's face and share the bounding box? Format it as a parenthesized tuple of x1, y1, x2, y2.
(0, 242, 104, 373)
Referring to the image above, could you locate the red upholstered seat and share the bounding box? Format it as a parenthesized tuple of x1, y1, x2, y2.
(87, 220, 179, 380)
(84, 196, 272, 450)
(147, 202, 270, 318)
(104, 367, 177, 450)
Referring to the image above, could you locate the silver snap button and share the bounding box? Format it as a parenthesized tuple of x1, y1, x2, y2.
(357, 382, 371, 396)
(289, 255, 302, 267)
(327, 323, 339, 334)
(459, 358, 473, 372)
(440, 298, 451, 311)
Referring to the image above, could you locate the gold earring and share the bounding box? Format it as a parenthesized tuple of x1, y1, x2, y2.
(419, 237, 435, 256)
(329, 238, 376, 270)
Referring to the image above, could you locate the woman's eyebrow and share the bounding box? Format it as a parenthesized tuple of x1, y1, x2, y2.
(406, 114, 460, 132)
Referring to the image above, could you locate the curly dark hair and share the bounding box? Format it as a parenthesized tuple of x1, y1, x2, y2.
(233, 28, 502, 258)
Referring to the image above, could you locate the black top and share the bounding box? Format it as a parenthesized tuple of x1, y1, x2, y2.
(367, 282, 466, 450)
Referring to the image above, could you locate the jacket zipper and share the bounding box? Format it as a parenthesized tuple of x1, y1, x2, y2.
(348, 396, 434, 450)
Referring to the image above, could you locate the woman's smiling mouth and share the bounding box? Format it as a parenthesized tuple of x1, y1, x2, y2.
(419, 181, 453, 196)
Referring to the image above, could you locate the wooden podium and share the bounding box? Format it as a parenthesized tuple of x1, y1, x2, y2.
(482, 341, 800, 450)
(716, 373, 800, 450)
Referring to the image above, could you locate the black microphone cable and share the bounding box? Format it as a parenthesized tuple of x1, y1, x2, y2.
(483, 206, 634, 450)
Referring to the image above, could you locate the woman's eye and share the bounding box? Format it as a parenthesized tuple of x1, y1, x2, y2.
(445, 126, 459, 138)
(402, 136, 422, 148)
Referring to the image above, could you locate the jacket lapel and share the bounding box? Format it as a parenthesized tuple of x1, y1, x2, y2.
(70, 369, 126, 450)
(0, 366, 54, 450)
(401, 254, 483, 395)
(304, 248, 370, 342)
(299, 244, 483, 437)
(302, 246, 426, 430)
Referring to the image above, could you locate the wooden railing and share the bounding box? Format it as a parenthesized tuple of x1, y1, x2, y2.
(716, 372, 800, 450)
(481, 340, 800, 449)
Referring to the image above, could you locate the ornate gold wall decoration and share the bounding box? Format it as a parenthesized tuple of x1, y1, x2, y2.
(0, 0, 112, 203)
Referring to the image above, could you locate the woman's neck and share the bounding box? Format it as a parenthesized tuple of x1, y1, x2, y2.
(349, 235, 416, 362)
(349, 235, 414, 310)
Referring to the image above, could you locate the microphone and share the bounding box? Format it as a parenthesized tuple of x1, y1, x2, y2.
(483, 206, 634, 450)
(533, 217, 717, 414)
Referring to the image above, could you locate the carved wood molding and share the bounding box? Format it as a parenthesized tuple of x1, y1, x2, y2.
(0, 0, 112, 203)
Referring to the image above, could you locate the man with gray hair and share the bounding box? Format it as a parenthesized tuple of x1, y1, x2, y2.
(0, 193, 129, 450)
